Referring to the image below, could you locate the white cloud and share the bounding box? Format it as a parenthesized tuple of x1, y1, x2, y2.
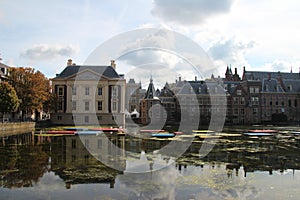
(207, 37, 255, 69)
(20, 44, 79, 61)
(151, 0, 235, 26)
(259, 60, 300, 73)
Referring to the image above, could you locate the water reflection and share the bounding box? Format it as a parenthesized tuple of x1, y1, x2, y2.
(1, 131, 300, 199)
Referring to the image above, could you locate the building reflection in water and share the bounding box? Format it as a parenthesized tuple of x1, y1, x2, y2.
(2, 132, 300, 190)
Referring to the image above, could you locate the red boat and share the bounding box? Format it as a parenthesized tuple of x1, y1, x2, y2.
(89, 127, 123, 132)
(140, 129, 165, 133)
(46, 130, 75, 134)
(248, 129, 278, 133)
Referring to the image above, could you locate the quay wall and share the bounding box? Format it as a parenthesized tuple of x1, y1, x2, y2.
(0, 122, 35, 137)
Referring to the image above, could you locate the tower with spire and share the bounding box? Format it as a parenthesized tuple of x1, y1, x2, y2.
(140, 77, 161, 125)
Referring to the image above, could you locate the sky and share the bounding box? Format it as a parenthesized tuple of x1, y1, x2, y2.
(1, 0, 300, 81)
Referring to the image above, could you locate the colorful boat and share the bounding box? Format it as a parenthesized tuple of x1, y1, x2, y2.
(243, 132, 273, 136)
(151, 133, 175, 138)
(140, 129, 165, 133)
(174, 131, 184, 135)
(192, 130, 215, 133)
(89, 127, 123, 132)
(248, 129, 278, 133)
(75, 130, 104, 135)
(290, 131, 300, 134)
(46, 130, 75, 134)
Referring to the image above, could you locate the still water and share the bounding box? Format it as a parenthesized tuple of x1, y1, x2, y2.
(1, 129, 300, 200)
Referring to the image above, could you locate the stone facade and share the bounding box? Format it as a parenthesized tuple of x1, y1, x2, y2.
(138, 67, 300, 126)
(51, 60, 126, 126)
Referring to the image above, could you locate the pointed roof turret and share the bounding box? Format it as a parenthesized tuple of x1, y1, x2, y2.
(144, 77, 157, 99)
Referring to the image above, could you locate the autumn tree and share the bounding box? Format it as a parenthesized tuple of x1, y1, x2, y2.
(7, 67, 51, 120)
(0, 82, 20, 118)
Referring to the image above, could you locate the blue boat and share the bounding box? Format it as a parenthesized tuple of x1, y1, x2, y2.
(65, 127, 88, 131)
(243, 132, 273, 136)
(151, 133, 175, 138)
(75, 130, 103, 135)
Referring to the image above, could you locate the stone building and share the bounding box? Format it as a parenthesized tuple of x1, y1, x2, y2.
(138, 66, 300, 126)
(140, 78, 161, 125)
(241, 68, 300, 124)
(51, 59, 126, 126)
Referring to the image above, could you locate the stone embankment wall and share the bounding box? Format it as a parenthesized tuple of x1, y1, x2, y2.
(0, 122, 35, 137)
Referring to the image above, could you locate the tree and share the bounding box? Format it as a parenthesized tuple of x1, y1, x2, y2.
(0, 82, 20, 116)
(7, 67, 51, 120)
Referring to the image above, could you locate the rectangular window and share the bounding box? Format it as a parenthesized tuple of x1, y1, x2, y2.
(72, 101, 76, 110)
(295, 99, 298, 107)
(85, 101, 89, 111)
(58, 87, 64, 96)
(240, 97, 245, 105)
(98, 101, 103, 111)
(98, 87, 103, 96)
(72, 86, 77, 95)
(234, 108, 238, 115)
(112, 86, 117, 97)
(255, 88, 259, 93)
(251, 97, 259, 105)
(241, 108, 245, 115)
(58, 100, 63, 110)
(97, 115, 102, 120)
(84, 116, 89, 123)
(57, 115, 62, 120)
(253, 108, 258, 115)
(250, 87, 254, 93)
(112, 102, 117, 111)
(85, 87, 90, 95)
(237, 90, 242, 96)
(233, 97, 239, 105)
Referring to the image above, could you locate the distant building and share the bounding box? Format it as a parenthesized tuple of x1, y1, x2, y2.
(241, 68, 300, 124)
(140, 78, 161, 125)
(51, 59, 126, 126)
(0, 62, 9, 82)
(137, 66, 300, 126)
(125, 78, 145, 114)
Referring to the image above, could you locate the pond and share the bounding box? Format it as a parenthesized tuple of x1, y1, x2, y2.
(1, 128, 300, 200)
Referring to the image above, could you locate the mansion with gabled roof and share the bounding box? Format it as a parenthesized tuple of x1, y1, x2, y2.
(51, 59, 126, 126)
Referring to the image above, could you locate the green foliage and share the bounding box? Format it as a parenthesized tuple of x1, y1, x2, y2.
(0, 81, 20, 113)
(7, 67, 51, 113)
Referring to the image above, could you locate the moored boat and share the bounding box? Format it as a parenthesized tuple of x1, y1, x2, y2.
(140, 129, 165, 133)
(151, 133, 175, 138)
(248, 129, 278, 133)
(75, 130, 104, 135)
(192, 130, 215, 133)
(46, 130, 75, 134)
(243, 132, 273, 136)
(89, 127, 123, 132)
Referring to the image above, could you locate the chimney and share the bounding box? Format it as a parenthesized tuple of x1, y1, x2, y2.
(111, 60, 116, 70)
(235, 68, 237, 75)
(179, 76, 182, 82)
(67, 59, 72, 66)
(195, 76, 197, 81)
